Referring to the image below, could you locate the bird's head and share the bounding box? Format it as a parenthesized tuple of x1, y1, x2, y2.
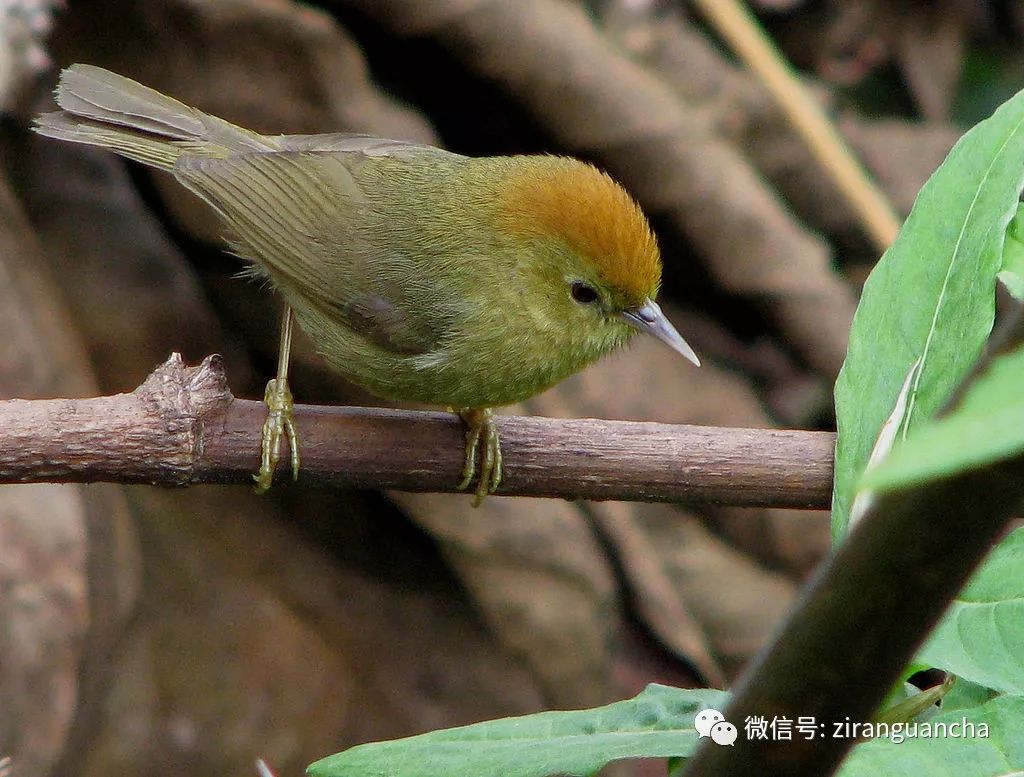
(494, 156, 700, 366)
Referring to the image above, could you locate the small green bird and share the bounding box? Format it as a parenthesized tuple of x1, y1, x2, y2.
(34, 64, 699, 502)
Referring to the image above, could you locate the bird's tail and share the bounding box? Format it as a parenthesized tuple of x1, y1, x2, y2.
(33, 64, 275, 171)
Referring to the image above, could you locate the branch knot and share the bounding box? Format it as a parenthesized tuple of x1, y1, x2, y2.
(134, 353, 234, 483)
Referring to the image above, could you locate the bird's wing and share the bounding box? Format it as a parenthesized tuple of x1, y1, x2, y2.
(275, 133, 453, 159)
(174, 150, 450, 355)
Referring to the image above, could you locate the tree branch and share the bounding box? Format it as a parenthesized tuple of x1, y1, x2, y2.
(0, 354, 835, 508)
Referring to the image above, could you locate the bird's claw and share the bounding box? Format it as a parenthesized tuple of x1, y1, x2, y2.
(457, 408, 503, 506)
(254, 377, 300, 494)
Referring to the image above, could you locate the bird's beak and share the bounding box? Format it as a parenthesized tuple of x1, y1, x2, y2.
(621, 299, 701, 366)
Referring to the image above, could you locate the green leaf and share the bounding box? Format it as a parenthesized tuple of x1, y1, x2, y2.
(832, 88, 1024, 538)
(942, 678, 999, 713)
(875, 678, 952, 725)
(847, 358, 921, 526)
(998, 204, 1024, 299)
(861, 344, 1024, 490)
(916, 527, 1024, 695)
(307, 685, 728, 777)
(839, 695, 1024, 776)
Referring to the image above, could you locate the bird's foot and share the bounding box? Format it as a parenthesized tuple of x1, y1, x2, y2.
(254, 377, 300, 494)
(456, 408, 503, 506)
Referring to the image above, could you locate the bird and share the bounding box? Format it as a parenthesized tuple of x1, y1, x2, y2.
(34, 64, 700, 503)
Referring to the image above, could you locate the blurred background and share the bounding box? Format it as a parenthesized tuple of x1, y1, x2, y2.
(0, 0, 1021, 775)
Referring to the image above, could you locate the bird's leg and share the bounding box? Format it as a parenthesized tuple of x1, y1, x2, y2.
(456, 407, 503, 506)
(254, 304, 300, 494)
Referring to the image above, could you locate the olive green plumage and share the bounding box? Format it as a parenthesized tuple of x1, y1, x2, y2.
(35, 65, 698, 497)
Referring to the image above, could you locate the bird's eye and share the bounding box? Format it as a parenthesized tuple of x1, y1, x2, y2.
(570, 281, 600, 305)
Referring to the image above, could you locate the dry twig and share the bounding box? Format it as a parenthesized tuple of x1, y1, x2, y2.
(0, 354, 836, 508)
(692, 0, 901, 250)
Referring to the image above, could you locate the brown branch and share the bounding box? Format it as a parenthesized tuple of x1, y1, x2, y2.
(0, 354, 835, 508)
